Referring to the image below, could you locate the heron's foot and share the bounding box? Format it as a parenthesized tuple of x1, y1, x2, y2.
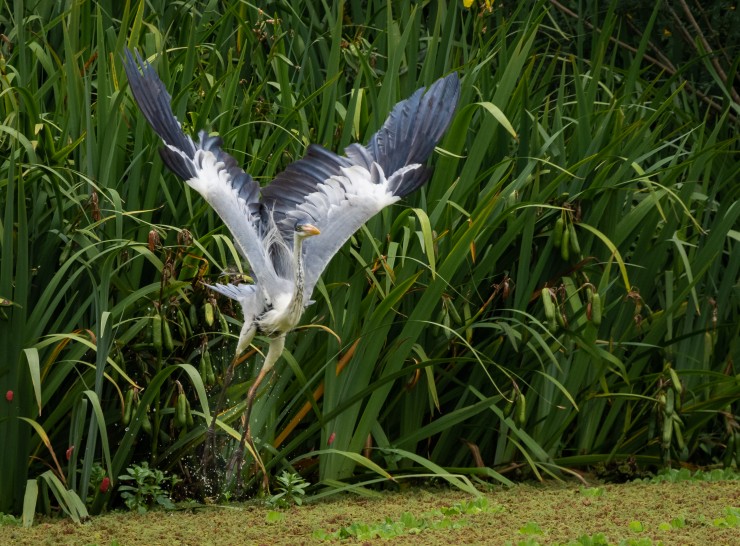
(225, 440, 247, 492)
(199, 423, 222, 498)
(201, 424, 217, 472)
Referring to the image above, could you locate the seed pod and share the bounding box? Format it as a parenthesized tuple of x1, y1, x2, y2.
(568, 222, 580, 255)
(672, 416, 685, 450)
(175, 393, 187, 428)
(668, 367, 682, 395)
(662, 416, 673, 447)
(591, 293, 602, 326)
(219, 312, 229, 335)
(553, 217, 564, 248)
(516, 393, 526, 426)
(503, 398, 514, 418)
(199, 355, 208, 385)
(664, 388, 675, 417)
(204, 301, 215, 327)
(541, 288, 557, 331)
(141, 405, 152, 435)
(151, 313, 162, 350)
(206, 358, 216, 386)
(202, 347, 215, 386)
(185, 398, 194, 427)
(162, 316, 174, 352)
(176, 307, 190, 339)
(561, 226, 570, 261)
(122, 388, 134, 426)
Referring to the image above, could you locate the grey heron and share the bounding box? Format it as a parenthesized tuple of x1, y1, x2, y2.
(123, 49, 460, 484)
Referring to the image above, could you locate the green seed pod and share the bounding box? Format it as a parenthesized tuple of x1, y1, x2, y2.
(516, 393, 526, 426)
(141, 405, 152, 435)
(556, 309, 567, 329)
(176, 307, 190, 339)
(206, 359, 216, 387)
(219, 312, 229, 335)
(668, 367, 682, 395)
(662, 417, 673, 448)
(204, 301, 215, 327)
(122, 388, 134, 426)
(542, 288, 557, 331)
(202, 347, 215, 386)
(568, 222, 580, 255)
(175, 393, 187, 428)
(542, 288, 556, 321)
(151, 313, 162, 350)
(199, 356, 208, 385)
(664, 388, 675, 417)
(162, 316, 174, 352)
(672, 417, 685, 450)
(552, 217, 565, 248)
(503, 398, 514, 418)
(591, 293, 602, 326)
(561, 227, 570, 261)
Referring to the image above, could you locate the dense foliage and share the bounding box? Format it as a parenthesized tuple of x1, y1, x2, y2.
(1, 0, 737, 519)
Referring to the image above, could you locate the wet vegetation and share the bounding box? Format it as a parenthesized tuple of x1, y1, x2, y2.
(0, 0, 738, 529)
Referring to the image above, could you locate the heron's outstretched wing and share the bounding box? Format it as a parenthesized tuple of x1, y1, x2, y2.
(260, 73, 460, 244)
(123, 50, 276, 291)
(271, 73, 461, 296)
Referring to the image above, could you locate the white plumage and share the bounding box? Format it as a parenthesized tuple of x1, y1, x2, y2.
(123, 49, 460, 479)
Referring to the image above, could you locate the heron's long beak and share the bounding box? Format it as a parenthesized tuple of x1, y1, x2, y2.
(301, 224, 321, 236)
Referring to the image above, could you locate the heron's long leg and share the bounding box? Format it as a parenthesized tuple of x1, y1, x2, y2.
(201, 322, 256, 484)
(226, 334, 285, 487)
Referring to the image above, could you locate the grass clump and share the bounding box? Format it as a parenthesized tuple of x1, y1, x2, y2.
(637, 467, 740, 484)
(312, 496, 503, 541)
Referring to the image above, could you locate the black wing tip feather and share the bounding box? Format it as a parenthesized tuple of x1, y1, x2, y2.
(388, 165, 433, 198)
(123, 48, 199, 180)
(124, 49, 260, 205)
(367, 71, 460, 182)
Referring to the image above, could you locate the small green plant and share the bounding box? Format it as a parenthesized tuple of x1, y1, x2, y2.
(580, 486, 605, 497)
(312, 496, 501, 541)
(519, 521, 544, 535)
(117, 462, 181, 513)
(638, 468, 740, 484)
(86, 462, 108, 504)
(265, 510, 285, 523)
(440, 496, 499, 516)
(0, 513, 21, 526)
(572, 533, 610, 545)
(712, 507, 740, 528)
(658, 516, 686, 530)
(267, 471, 310, 508)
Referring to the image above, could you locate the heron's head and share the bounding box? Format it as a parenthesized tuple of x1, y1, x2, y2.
(294, 222, 321, 238)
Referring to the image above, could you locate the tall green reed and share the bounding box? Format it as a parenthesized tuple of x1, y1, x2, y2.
(0, 0, 736, 517)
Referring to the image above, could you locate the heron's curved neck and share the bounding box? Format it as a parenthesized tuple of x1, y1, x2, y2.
(290, 235, 306, 312)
